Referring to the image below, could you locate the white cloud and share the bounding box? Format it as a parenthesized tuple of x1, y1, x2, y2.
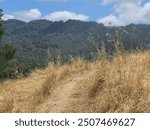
(13, 8, 42, 22)
(99, 0, 150, 26)
(97, 15, 121, 26)
(2, 15, 15, 20)
(44, 11, 89, 21)
(101, 0, 141, 5)
(101, 0, 115, 5)
(141, 2, 150, 23)
(3, 9, 89, 22)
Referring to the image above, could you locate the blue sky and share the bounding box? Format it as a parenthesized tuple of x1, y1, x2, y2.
(1, 0, 150, 26)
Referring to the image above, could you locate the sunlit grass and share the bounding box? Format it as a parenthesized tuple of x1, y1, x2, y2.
(0, 50, 150, 112)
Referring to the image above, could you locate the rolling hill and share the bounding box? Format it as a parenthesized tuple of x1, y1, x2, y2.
(1, 19, 150, 78)
(0, 20, 150, 112)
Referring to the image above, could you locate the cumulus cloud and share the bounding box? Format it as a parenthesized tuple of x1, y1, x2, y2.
(2, 14, 15, 20)
(3, 9, 89, 22)
(99, 0, 150, 26)
(97, 15, 121, 26)
(13, 8, 42, 21)
(3, 8, 42, 21)
(44, 11, 89, 21)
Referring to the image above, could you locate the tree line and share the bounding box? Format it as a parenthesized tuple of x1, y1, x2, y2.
(0, 9, 18, 80)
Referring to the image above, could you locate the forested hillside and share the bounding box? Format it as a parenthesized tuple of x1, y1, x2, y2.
(1, 19, 150, 79)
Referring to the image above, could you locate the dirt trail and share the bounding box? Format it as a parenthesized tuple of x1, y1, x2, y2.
(36, 70, 94, 112)
(0, 96, 2, 101)
(0, 83, 3, 101)
(0, 68, 95, 112)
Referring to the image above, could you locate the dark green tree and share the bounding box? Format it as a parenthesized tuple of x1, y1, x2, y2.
(0, 9, 18, 79)
(0, 9, 4, 40)
(0, 43, 18, 65)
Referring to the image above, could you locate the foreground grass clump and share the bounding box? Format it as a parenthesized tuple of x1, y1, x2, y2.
(0, 51, 150, 112)
(87, 51, 150, 112)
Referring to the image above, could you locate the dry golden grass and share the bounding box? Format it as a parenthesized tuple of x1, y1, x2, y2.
(0, 51, 150, 113)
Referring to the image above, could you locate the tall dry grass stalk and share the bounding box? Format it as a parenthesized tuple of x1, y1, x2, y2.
(86, 51, 150, 112)
(0, 49, 150, 112)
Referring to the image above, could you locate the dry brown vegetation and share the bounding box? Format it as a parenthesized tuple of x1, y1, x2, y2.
(0, 51, 150, 113)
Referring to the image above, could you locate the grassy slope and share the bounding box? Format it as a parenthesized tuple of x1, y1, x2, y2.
(0, 51, 150, 112)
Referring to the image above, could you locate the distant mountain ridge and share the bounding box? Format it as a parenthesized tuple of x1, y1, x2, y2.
(1, 19, 150, 73)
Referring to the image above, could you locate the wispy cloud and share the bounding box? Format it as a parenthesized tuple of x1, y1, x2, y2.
(98, 0, 150, 26)
(101, 0, 141, 6)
